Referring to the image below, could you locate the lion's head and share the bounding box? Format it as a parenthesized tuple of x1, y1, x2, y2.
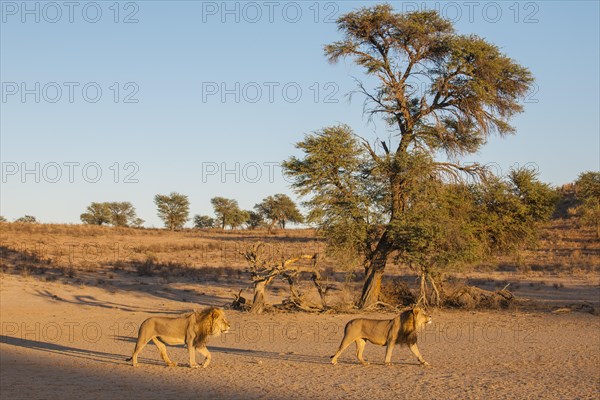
(192, 307, 230, 347)
(396, 307, 431, 345)
(208, 307, 230, 336)
(411, 307, 432, 328)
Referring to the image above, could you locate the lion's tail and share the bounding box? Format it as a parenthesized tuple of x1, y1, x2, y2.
(125, 356, 132, 361)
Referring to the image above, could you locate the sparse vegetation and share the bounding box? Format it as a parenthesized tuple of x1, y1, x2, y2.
(1, 216, 597, 313)
(573, 171, 600, 238)
(210, 197, 248, 230)
(155, 192, 190, 230)
(15, 215, 37, 223)
(81, 201, 143, 227)
(193, 215, 215, 229)
(254, 194, 304, 232)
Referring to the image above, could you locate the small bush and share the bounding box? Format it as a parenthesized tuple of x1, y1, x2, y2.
(380, 278, 416, 306)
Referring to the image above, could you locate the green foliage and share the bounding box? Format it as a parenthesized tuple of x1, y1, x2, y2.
(154, 192, 190, 230)
(574, 171, 600, 237)
(210, 197, 247, 229)
(390, 180, 479, 274)
(229, 209, 250, 230)
(283, 124, 384, 262)
(288, 4, 535, 307)
(389, 167, 556, 275)
(15, 215, 37, 223)
(470, 170, 555, 256)
(81, 201, 143, 227)
(254, 193, 304, 231)
(80, 202, 111, 225)
(575, 171, 600, 200)
(193, 215, 215, 229)
(246, 211, 265, 229)
(325, 5, 533, 148)
(107, 202, 142, 227)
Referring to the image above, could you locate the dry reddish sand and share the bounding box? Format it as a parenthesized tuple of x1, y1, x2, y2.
(1, 274, 599, 400)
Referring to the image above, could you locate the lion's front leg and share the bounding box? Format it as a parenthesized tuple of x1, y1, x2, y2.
(187, 341, 200, 368)
(408, 343, 430, 366)
(384, 342, 395, 366)
(197, 346, 211, 368)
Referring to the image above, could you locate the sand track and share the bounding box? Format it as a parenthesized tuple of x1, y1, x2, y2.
(1, 275, 599, 399)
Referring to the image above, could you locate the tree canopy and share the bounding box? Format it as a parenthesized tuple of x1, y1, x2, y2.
(254, 194, 304, 232)
(211, 197, 248, 230)
(285, 4, 534, 308)
(154, 192, 190, 230)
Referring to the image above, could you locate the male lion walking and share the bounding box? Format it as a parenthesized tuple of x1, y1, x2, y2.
(127, 307, 230, 368)
(331, 307, 431, 366)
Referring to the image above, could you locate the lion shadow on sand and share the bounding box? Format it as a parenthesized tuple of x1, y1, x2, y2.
(0, 335, 166, 366)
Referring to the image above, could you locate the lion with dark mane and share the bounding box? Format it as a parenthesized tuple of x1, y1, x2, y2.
(331, 307, 431, 366)
(127, 307, 230, 368)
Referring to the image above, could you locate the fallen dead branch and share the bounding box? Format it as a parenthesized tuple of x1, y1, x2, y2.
(235, 242, 325, 314)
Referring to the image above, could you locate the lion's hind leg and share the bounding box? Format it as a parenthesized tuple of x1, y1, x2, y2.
(152, 338, 177, 367)
(355, 339, 369, 365)
(331, 333, 356, 365)
(130, 335, 152, 367)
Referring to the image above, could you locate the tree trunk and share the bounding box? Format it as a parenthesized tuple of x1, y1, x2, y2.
(249, 280, 269, 314)
(357, 167, 404, 309)
(357, 231, 392, 308)
(311, 271, 328, 309)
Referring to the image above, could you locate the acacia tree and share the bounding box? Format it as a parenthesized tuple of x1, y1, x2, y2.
(80, 202, 111, 225)
(229, 209, 250, 230)
(211, 197, 247, 229)
(15, 215, 37, 223)
(255, 194, 304, 232)
(193, 215, 215, 229)
(574, 171, 600, 238)
(81, 202, 143, 227)
(246, 211, 265, 229)
(283, 5, 533, 308)
(107, 202, 143, 227)
(154, 192, 190, 230)
(390, 166, 555, 306)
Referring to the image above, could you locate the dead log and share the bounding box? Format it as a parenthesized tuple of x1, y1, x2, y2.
(239, 243, 322, 313)
(231, 289, 250, 311)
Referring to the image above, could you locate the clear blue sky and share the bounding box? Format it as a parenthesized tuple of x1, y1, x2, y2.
(1, 1, 599, 227)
